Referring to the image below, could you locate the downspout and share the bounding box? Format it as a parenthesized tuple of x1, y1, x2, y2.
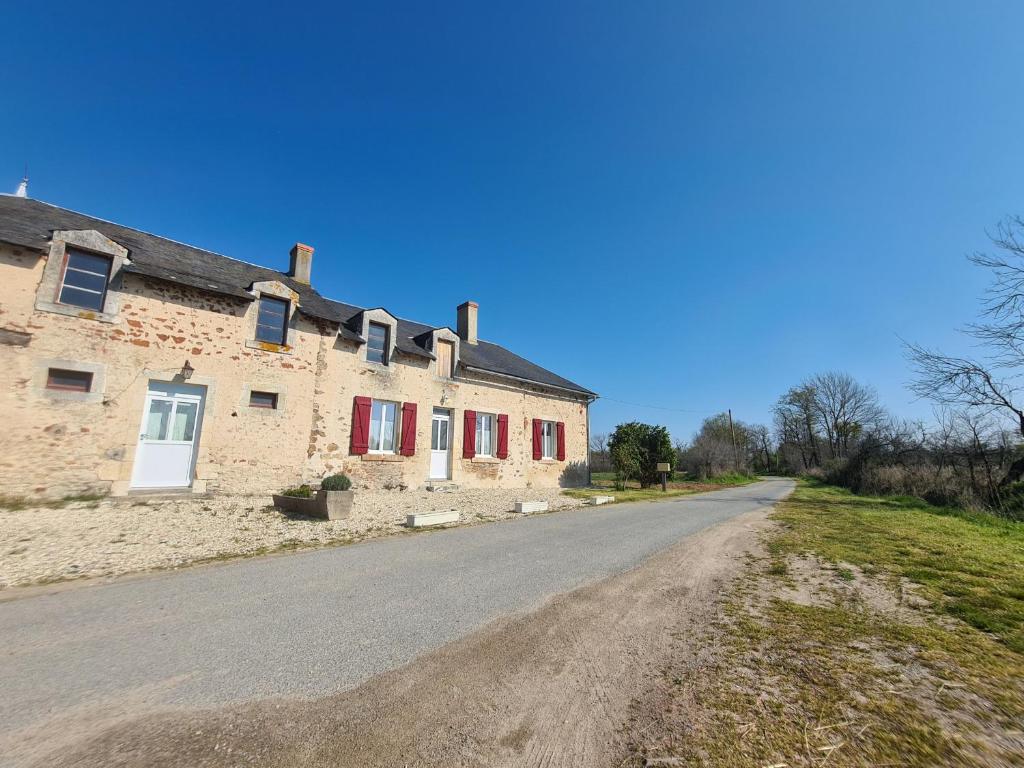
(585, 395, 596, 487)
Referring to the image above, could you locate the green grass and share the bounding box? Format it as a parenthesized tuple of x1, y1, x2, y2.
(569, 470, 758, 504)
(563, 486, 705, 503)
(622, 479, 1024, 767)
(773, 480, 1024, 653)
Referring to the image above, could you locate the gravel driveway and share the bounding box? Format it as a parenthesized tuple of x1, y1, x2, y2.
(0, 479, 794, 767)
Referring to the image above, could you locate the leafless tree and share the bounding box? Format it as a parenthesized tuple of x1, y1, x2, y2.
(808, 371, 886, 459)
(907, 216, 1024, 483)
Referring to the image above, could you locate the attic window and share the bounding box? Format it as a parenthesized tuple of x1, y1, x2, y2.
(255, 296, 289, 345)
(436, 339, 454, 378)
(58, 249, 112, 311)
(367, 322, 389, 365)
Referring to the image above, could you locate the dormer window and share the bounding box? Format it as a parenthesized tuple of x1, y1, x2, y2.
(58, 249, 112, 311)
(437, 339, 454, 378)
(255, 296, 289, 345)
(367, 322, 389, 365)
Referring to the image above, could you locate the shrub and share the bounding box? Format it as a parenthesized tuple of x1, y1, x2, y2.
(608, 422, 675, 488)
(321, 473, 352, 491)
(280, 484, 313, 498)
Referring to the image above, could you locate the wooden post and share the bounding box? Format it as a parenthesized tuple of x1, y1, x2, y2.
(657, 462, 671, 492)
(728, 409, 739, 470)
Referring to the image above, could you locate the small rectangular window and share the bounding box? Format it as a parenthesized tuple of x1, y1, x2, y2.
(58, 249, 112, 311)
(436, 339, 454, 378)
(541, 420, 556, 459)
(255, 296, 289, 345)
(368, 399, 399, 452)
(367, 322, 389, 365)
(46, 368, 93, 393)
(475, 413, 495, 456)
(249, 391, 278, 409)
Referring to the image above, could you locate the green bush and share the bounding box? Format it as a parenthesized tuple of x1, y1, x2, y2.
(608, 421, 675, 488)
(321, 473, 352, 491)
(280, 484, 313, 498)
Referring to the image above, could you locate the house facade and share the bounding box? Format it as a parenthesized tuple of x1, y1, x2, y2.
(0, 195, 595, 499)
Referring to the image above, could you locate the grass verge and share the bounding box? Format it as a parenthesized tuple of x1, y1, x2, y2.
(565, 472, 758, 504)
(621, 480, 1024, 767)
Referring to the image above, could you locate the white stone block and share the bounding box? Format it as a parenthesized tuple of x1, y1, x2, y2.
(406, 510, 460, 528)
(514, 500, 549, 514)
(587, 495, 615, 506)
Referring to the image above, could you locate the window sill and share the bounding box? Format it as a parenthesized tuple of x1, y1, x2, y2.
(361, 453, 404, 462)
(245, 339, 293, 355)
(35, 300, 118, 324)
(471, 456, 500, 464)
(537, 458, 560, 465)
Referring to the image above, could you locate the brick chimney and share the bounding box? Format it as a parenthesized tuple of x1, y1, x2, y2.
(289, 243, 314, 285)
(457, 300, 478, 344)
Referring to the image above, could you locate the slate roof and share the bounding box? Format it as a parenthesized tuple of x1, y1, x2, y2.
(0, 195, 595, 396)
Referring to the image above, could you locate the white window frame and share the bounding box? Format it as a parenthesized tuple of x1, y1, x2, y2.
(541, 420, 556, 460)
(368, 399, 400, 453)
(475, 412, 496, 457)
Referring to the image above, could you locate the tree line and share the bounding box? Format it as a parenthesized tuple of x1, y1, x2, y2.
(590, 217, 1024, 519)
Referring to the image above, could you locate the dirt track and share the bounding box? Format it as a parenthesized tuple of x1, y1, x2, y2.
(38, 505, 775, 767)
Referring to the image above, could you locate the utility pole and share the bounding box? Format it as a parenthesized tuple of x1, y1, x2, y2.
(728, 408, 739, 470)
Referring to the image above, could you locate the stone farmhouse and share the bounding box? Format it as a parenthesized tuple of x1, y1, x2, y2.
(0, 194, 595, 499)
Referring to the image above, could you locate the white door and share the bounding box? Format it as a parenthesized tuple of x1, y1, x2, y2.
(430, 408, 451, 480)
(131, 382, 206, 489)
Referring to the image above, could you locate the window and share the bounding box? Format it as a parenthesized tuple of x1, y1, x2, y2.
(436, 339, 454, 378)
(58, 249, 112, 311)
(475, 413, 495, 457)
(369, 399, 398, 452)
(143, 399, 197, 442)
(255, 296, 289, 345)
(249, 391, 278, 409)
(367, 322, 389, 365)
(46, 368, 93, 393)
(541, 420, 556, 459)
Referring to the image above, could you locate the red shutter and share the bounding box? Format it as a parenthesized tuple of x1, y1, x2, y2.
(496, 414, 509, 459)
(556, 421, 566, 461)
(400, 402, 417, 456)
(351, 396, 371, 455)
(463, 409, 476, 458)
(532, 418, 543, 460)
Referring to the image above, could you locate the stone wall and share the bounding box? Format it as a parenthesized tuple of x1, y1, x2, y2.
(0, 241, 591, 498)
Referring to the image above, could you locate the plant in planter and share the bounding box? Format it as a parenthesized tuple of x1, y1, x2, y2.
(316, 473, 355, 520)
(272, 475, 355, 521)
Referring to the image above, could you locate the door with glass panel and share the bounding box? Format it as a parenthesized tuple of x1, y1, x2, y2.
(430, 408, 451, 480)
(131, 382, 207, 489)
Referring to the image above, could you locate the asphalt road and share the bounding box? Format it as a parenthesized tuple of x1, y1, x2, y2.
(0, 479, 793, 760)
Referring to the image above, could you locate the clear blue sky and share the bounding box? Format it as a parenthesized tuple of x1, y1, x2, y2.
(4, 1, 1023, 442)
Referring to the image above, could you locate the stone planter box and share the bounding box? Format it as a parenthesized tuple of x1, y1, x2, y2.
(514, 500, 548, 514)
(406, 510, 459, 528)
(272, 490, 354, 520)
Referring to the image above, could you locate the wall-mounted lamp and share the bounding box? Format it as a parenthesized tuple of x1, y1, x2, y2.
(181, 360, 195, 381)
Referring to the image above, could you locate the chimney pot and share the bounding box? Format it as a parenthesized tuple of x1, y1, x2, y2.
(289, 243, 314, 285)
(457, 300, 478, 344)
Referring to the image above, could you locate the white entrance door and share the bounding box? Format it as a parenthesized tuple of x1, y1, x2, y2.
(430, 408, 451, 480)
(131, 382, 206, 489)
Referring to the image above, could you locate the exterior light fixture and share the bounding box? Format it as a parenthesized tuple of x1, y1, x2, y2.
(181, 360, 195, 380)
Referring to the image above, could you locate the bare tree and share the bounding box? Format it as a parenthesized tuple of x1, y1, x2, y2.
(907, 217, 1024, 483)
(808, 371, 885, 459)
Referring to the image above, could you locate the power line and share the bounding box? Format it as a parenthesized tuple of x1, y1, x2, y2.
(596, 396, 713, 414)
